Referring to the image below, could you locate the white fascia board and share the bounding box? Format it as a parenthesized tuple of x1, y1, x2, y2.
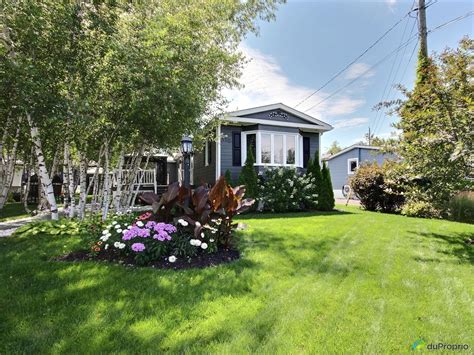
(222, 116, 332, 132)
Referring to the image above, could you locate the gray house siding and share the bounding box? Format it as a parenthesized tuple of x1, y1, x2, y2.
(220, 125, 243, 183)
(301, 132, 320, 163)
(193, 141, 216, 186)
(241, 109, 312, 125)
(325, 148, 396, 197)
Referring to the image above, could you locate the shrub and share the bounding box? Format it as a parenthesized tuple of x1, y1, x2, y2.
(319, 162, 335, 211)
(238, 148, 258, 200)
(259, 167, 318, 212)
(224, 169, 234, 187)
(306, 151, 322, 209)
(448, 191, 474, 223)
(401, 200, 441, 219)
(350, 162, 404, 213)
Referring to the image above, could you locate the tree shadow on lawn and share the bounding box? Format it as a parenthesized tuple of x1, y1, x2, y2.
(236, 209, 354, 220)
(410, 231, 473, 265)
(1, 238, 263, 353)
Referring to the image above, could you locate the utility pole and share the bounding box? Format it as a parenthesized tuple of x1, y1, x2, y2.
(418, 0, 428, 59)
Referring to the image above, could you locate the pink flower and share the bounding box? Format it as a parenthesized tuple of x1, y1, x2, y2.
(131, 243, 145, 252)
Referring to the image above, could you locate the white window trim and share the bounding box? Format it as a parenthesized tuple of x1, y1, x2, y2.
(347, 158, 359, 175)
(241, 130, 303, 168)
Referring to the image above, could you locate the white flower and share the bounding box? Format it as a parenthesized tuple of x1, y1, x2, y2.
(112, 221, 117, 225)
(117, 229, 123, 233)
(178, 219, 188, 227)
(195, 221, 201, 227)
(189, 239, 196, 246)
(127, 225, 132, 229)
(194, 239, 202, 247)
(201, 243, 208, 250)
(100, 235, 109, 242)
(118, 243, 126, 249)
(106, 224, 112, 229)
(136, 221, 144, 227)
(114, 224, 121, 229)
(201, 232, 205, 238)
(210, 239, 215, 242)
(168, 255, 177, 263)
(114, 242, 120, 248)
(105, 244, 109, 250)
(102, 230, 109, 235)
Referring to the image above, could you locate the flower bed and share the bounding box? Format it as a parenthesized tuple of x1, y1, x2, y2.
(61, 176, 254, 269)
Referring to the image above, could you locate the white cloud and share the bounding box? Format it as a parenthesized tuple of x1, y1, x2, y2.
(345, 63, 375, 80)
(386, 0, 397, 4)
(332, 117, 369, 129)
(223, 44, 365, 120)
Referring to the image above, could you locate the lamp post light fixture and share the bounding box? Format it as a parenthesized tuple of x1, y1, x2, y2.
(181, 135, 193, 189)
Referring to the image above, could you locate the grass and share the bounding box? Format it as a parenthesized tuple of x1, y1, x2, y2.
(0, 206, 473, 353)
(0, 202, 36, 222)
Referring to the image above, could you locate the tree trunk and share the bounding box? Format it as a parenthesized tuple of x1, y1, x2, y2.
(64, 142, 75, 218)
(101, 144, 111, 221)
(22, 149, 33, 214)
(27, 113, 58, 220)
(114, 148, 124, 213)
(77, 151, 88, 220)
(129, 151, 152, 209)
(0, 123, 21, 210)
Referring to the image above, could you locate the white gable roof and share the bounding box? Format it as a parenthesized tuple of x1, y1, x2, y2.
(222, 103, 333, 132)
(323, 144, 381, 161)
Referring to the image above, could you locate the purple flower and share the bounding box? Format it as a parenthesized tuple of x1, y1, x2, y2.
(122, 226, 150, 240)
(131, 243, 145, 252)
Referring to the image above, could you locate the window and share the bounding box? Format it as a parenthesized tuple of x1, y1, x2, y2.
(286, 136, 296, 164)
(348, 158, 358, 174)
(261, 134, 271, 164)
(241, 131, 302, 167)
(274, 135, 284, 164)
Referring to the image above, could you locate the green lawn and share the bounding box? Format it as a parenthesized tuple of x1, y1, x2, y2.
(0, 202, 36, 222)
(1, 206, 473, 353)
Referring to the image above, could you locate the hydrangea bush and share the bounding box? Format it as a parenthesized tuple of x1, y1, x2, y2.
(90, 213, 219, 265)
(258, 167, 318, 212)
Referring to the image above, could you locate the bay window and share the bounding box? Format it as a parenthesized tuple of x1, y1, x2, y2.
(242, 131, 303, 167)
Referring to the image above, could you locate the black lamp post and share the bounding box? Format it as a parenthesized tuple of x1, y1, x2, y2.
(181, 135, 193, 189)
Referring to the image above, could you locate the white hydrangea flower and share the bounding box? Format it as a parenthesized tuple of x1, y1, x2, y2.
(136, 221, 144, 227)
(168, 255, 177, 263)
(177, 219, 188, 227)
(201, 243, 208, 250)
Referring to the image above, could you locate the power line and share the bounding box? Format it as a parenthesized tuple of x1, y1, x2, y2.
(293, 7, 416, 109)
(372, 16, 417, 136)
(302, 11, 474, 115)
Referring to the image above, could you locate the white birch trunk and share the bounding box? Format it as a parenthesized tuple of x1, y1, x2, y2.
(0, 123, 21, 210)
(87, 146, 104, 217)
(66, 142, 75, 218)
(114, 148, 124, 213)
(101, 144, 111, 221)
(63, 143, 70, 210)
(129, 152, 152, 209)
(123, 145, 146, 207)
(27, 114, 58, 220)
(77, 152, 88, 220)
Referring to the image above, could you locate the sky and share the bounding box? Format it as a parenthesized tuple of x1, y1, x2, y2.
(223, 0, 473, 153)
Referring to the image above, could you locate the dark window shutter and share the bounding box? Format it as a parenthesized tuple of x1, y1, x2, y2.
(232, 132, 241, 166)
(208, 141, 212, 164)
(303, 137, 311, 168)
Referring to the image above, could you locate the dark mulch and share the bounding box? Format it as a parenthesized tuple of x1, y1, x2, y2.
(53, 248, 240, 270)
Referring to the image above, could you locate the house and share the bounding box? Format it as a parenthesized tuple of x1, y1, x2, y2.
(323, 144, 397, 198)
(193, 103, 333, 185)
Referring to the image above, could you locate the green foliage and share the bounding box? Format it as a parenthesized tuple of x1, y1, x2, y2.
(224, 169, 234, 187)
(390, 37, 474, 212)
(239, 148, 259, 199)
(401, 200, 441, 219)
(350, 162, 405, 213)
(326, 141, 342, 156)
(448, 191, 474, 224)
(304, 151, 322, 209)
(259, 167, 318, 212)
(319, 162, 335, 211)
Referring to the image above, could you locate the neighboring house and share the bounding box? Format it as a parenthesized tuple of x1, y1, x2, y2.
(323, 144, 397, 198)
(193, 103, 333, 185)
